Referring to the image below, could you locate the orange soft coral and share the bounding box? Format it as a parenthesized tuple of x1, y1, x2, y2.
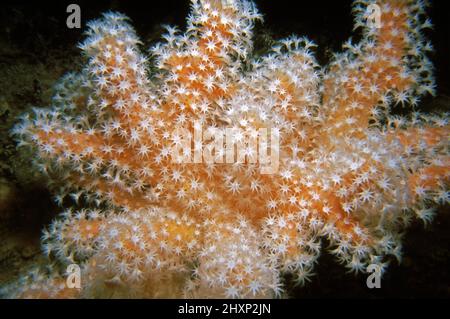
(6, 0, 449, 298)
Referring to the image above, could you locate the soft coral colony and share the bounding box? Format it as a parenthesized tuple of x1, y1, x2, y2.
(6, 0, 449, 298)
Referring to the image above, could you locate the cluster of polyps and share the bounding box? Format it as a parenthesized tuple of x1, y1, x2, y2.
(5, 0, 449, 298)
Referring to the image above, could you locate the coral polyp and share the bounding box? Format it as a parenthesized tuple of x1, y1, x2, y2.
(4, 0, 449, 298)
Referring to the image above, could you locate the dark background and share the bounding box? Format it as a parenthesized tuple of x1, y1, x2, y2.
(0, 0, 449, 298)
